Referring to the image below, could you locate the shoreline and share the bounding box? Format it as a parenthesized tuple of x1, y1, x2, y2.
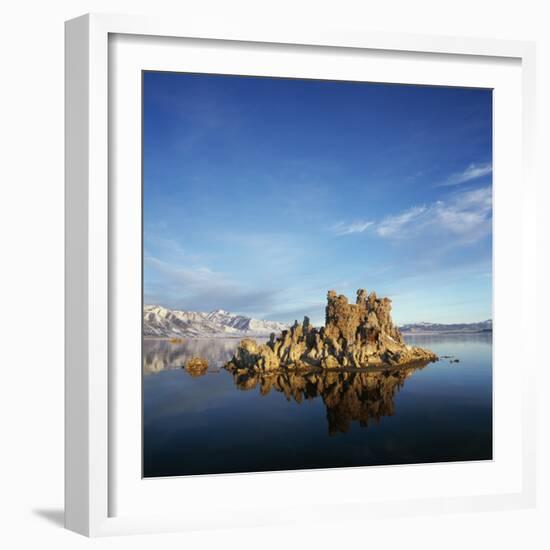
(401, 330, 492, 336)
(144, 330, 492, 340)
(143, 334, 271, 340)
(225, 358, 438, 376)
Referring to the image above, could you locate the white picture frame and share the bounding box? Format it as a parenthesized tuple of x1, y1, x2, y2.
(65, 12, 537, 537)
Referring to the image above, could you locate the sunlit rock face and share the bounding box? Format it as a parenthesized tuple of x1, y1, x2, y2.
(185, 357, 209, 377)
(228, 366, 425, 435)
(227, 289, 438, 371)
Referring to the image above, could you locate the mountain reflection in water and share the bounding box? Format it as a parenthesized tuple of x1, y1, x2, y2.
(229, 366, 425, 435)
(143, 337, 242, 374)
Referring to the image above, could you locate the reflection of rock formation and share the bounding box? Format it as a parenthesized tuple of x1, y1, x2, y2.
(229, 289, 437, 371)
(229, 366, 425, 435)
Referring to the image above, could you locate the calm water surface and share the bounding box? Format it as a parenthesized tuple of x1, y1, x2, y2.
(143, 334, 492, 477)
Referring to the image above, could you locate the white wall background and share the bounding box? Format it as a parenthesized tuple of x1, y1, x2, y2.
(0, 1, 547, 548)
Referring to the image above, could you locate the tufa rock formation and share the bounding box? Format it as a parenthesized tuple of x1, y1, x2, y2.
(184, 357, 209, 377)
(227, 289, 437, 372)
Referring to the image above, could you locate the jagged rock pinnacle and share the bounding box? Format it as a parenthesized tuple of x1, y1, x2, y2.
(226, 289, 438, 372)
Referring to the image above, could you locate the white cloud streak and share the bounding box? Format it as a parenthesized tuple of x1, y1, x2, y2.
(332, 186, 492, 244)
(437, 162, 492, 187)
(331, 220, 375, 235)
(376, 206, 427, 237)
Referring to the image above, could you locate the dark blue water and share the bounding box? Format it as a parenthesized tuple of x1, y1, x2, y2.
(143, 334, 492, 477)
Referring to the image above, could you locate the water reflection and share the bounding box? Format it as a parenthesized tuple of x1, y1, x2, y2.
(405, 332, 492, 346)
(143, 337, 248, 374)
(229, 365, 427, 435)
(143, 336, 456, 435)
(143, 334, 492, 476)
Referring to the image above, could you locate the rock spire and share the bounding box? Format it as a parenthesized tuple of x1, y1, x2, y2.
(226, 289, 437, 372)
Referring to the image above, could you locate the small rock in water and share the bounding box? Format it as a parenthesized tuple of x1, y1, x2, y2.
(185, 357, 209, 377)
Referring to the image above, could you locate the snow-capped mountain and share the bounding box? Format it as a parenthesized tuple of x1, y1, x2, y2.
(399, 319, 492, 334)
(144, 304, 492, 338)
(143, 305, 289, 338)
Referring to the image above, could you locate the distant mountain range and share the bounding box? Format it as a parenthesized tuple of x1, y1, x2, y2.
(143, 305, 492, 338)
(399, 320, 492, 334)
(143, 305, 288, 338)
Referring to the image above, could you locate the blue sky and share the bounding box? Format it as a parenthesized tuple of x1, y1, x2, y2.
(143, 72, 492, 325)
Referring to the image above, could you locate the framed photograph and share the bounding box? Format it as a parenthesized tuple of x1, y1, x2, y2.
(65, 13, 537, 536)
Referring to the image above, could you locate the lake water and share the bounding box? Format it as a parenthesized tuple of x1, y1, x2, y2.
(143, 333, 492, 477)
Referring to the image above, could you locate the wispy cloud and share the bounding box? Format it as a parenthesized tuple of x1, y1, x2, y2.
(144, 256, 281, 314)
(437, 162, 492, 187)
(144, 235, 187, 260)
(331, 220, 375, 235)
(376, 206, 427, 237)
(332, 186, 492, 244)
(432, 186, 492, 239)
